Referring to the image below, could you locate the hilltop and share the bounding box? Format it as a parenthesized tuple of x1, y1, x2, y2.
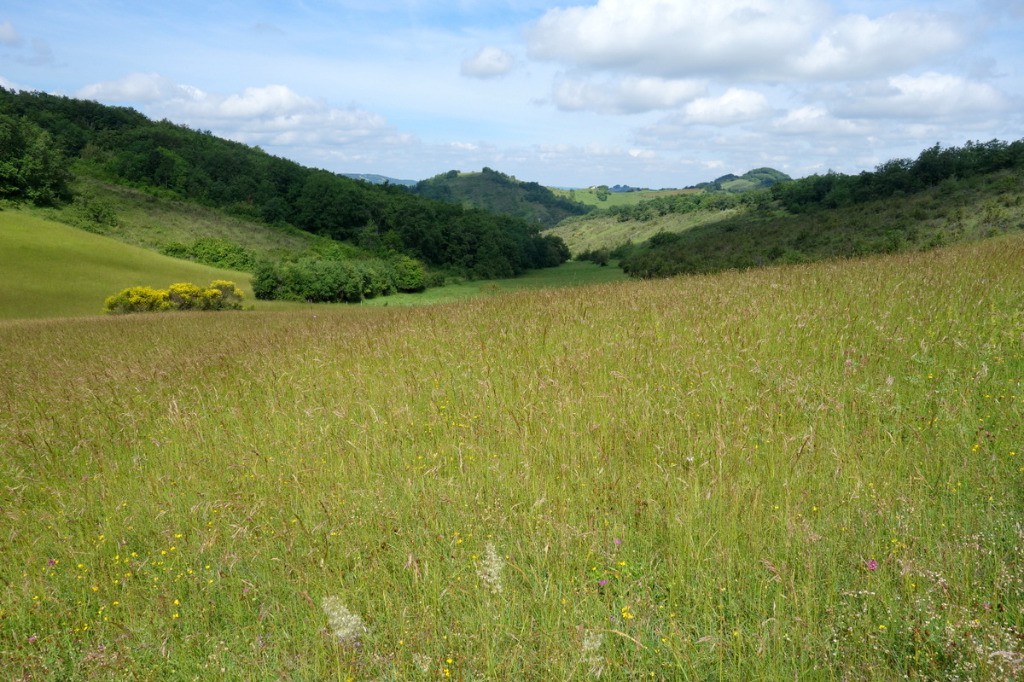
(412, 167, 591, 228)
(690, 167, 791, 192)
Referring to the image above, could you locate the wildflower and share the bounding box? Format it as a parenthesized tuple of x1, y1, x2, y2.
(477, 542, 505, 594)
(865, 559, 878, 571)
(598, 579, 609, 587)
(321, 596, 366, 644)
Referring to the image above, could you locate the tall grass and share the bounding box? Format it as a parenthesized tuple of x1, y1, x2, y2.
(1, 236, 1021, 679)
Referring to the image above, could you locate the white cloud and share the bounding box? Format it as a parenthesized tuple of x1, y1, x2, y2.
(838, 72, 1009, 119)
(526, 0, 967, 82)
(77, 73, 398, 158)
(682, 88, 771, 125)
(0, 20, 21, 46)
(78, 72, 186, 103)
(552, 75, 706, 114)
(792, 12, 965, 78)
(771, 105, 869, 136)
(528, 0, 824, 78)
(461, 47, 515, 78)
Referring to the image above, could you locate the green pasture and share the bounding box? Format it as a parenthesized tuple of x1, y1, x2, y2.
(361, 260, 627, 307)
(0, 209, 253, 320)
(552, 187, 699, 209)
(547, 209, 741, 255)
(2, 235, 1021, 679)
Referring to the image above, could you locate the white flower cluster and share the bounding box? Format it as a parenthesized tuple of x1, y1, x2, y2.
(321, 595, 365, 644)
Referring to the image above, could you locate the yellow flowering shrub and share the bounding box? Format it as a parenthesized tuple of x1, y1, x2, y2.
(103, 281, 244, 314)
(103, 286, 171, 314)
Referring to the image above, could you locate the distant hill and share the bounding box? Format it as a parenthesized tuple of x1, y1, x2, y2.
(691, 167, 791, 192)
(412, 168, 591, 228)
(343, 173, 416, 186)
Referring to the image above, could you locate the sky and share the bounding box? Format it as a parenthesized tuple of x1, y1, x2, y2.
(1, 1, 1022, 188)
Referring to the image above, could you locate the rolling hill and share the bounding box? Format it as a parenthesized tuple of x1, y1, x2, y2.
(0, 209, 253, 319)
(412, 167, 591, 228)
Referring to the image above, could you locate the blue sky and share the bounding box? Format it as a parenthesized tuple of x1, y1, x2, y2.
(2, 1, 1022, 187)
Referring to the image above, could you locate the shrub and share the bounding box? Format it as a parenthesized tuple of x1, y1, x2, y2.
(103, 286, 171, 314)
(104, 280, 244, 314)
(167, 282, 207, 310)
(208, 280, 245, 309)
(390, 255, 428, 292)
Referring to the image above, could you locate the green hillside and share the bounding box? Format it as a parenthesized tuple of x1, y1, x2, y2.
(413, 168, 590, 227)
(0, 209, 253, 319)
(620, 140, 1024, 278)
(0, 88, 569, 282)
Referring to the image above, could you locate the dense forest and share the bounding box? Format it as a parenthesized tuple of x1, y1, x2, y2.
(619, 139, 1024, 278)
(0, 88, 569, 283)
(413, 167, 590, 228)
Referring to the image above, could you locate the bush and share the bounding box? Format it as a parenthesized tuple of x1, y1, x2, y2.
(104, 280, 244, 314)
(390, 255, 428, 292)
(103, 286, 171, 314)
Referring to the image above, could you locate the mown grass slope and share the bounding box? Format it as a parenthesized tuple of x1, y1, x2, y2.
(547, 206, 740, 255)
(0, 209, 252, 320)
(2, 234, 1021, 679)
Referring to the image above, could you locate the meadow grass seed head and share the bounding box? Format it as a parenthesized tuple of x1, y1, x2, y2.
(582, 630, 604, 678)
(321, 596, 365, 644)
(477, 542, 505, 594)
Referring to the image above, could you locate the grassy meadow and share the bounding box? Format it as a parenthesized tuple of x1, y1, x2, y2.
(546, 208, 741, 256)
(1, 235, 1023, 679)
(0, 209, 253, 320)
(552, 187, 699, 210)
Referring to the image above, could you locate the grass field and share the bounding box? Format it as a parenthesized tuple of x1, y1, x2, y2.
(0, 209, 253, 320)
(546, 209, 741, 255)
(361, 260, 628, 307)
(552, 187, 700, 210)
(2, 234, 1021, 679)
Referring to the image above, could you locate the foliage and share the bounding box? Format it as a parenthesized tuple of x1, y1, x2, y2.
(103, 279, 244, 314)
(252, 257, 407, 303)
(160, 237, 257, 271)
(0, 112, 72, 205)
(389, 254, 428, 293)
(413, 167, 590, 228)
(771, 139, 1024, 213)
